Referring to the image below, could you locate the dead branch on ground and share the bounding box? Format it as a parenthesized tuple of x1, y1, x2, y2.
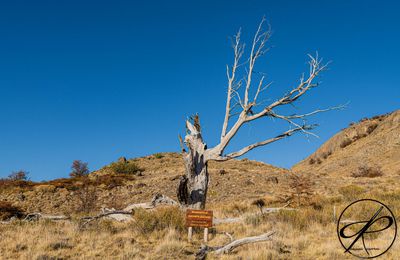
(195, 231, 275, 259)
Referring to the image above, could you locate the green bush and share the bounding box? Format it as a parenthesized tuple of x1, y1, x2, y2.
(153, 153, 164, 159)
(109, 161, 142, 175)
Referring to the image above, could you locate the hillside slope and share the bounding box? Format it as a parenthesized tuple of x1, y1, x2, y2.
(293, 110, 400, 177)
(0, 153, 292, 214)
(2, 110, 399, 214)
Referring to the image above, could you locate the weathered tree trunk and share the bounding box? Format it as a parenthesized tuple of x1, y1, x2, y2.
(178, 115, 209, 210)
(183, 151, 208, 209)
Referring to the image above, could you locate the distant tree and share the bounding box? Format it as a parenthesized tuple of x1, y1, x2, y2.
(8, 170, 29, 181)
(70, 160, 89, 177)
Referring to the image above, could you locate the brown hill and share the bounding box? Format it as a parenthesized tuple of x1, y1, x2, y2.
(291, 110, 400, 197)
(293, 110, 400, 177)
(0, 153, 294, 214)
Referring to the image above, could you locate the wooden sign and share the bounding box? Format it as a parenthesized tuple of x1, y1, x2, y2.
(186, 209, 213, 228)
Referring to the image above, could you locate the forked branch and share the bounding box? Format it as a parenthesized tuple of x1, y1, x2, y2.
(213, 125, 315, 161)
(206, 18, 342, 162)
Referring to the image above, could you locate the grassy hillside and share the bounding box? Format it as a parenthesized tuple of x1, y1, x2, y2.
(1, 110, 400, 259)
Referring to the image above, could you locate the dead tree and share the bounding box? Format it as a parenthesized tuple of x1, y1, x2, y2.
(178, 18, 341, 209)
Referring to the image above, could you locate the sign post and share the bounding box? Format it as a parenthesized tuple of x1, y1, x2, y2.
(186, 209, 213, 243)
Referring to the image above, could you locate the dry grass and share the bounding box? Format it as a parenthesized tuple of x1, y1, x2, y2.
(1, 187, 399, 259)
(132, 207, 185, 236)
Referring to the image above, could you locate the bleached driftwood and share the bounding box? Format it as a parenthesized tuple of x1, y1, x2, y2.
(0, 213, 70, 224)
(123, 193, 179, 212)
(79, 210, 133, 228)
(0, 217, 16, 224)
(24, 213, 70, 221)
(195, 231, 275, 259)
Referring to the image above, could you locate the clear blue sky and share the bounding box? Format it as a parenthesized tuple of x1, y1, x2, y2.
(0, 1, 399, 181)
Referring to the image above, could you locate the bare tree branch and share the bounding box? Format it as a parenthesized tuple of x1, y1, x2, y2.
(245, 53, 329, 122)
(244, 17, 271, 108)
(221, 29, 244, 140)
(178, 134, 186, 153)
(212, 125, 314, 161)
(206, 47, 341, 161)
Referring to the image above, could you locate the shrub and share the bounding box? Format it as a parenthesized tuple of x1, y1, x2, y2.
(109, 161, 142, 175)
(0, 179, 34, 189)
(309, 158, 315, 165)
(251, 199, 266, 215)
(366, 123, 378, 134)
(75, 178, 97, 213)
(8, 170, 29, 181)
(321, 150, 332, 159)
(153, 153, 164, 159)
(288, 173, 314, 207)
(219, 169, 227, 175)
(47, 178, 80, 190)
(340, 138, 352, 148)
(133, 207, 185, 235)
(70, 160, 89, 177)
(0, 201, 25, 220)
(94, 175, 125, 189)
(351, 165, 383, 178)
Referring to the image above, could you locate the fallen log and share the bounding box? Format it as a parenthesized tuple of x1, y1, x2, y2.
(0, 213, 70, 224)
(195, 231, 275, 259)
(24, 213, 70, 221)
(79, 210, 132, 228)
